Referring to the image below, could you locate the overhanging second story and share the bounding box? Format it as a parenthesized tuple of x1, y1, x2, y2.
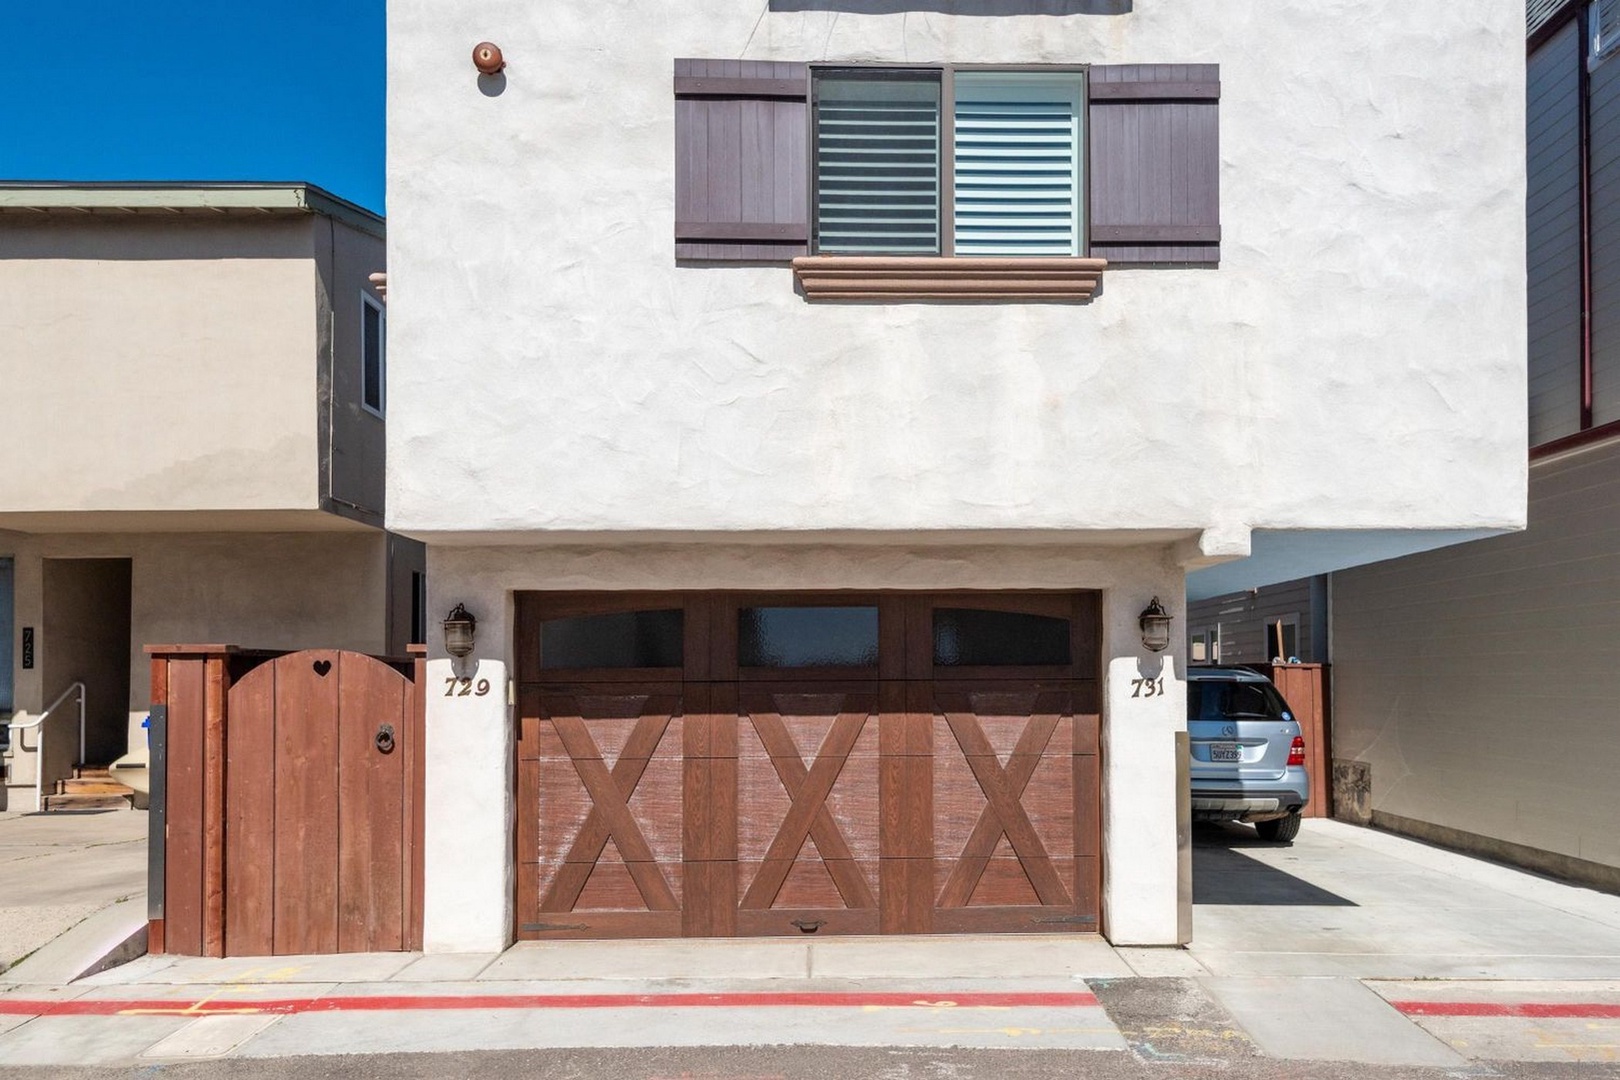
(387, 1, 1528, 580)
(0, 182, 387, 534)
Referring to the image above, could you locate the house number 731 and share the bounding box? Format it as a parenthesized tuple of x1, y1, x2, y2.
(1130, 677, 1166, 698)
(445, 677, 492, 697)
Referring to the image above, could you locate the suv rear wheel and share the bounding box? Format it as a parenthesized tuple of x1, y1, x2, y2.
(1255, 810, 1302, 843)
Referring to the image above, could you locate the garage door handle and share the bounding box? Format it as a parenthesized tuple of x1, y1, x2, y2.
(375, 724, 396, 754)
(791, 919, 826, 933)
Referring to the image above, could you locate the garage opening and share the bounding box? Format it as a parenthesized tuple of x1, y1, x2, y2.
(515, 591, 1101, 940)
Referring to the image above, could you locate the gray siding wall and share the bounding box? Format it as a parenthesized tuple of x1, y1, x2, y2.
(1331, 437, 1620, 872)
(0, 557, 11, 716)
(1592, 43, 1620, 425)
(316, 218, 387, 522)
(1529, 19, 1584, 445)
(1187, 577, 1324, 665)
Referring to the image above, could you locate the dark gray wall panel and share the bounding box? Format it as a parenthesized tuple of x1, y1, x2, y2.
(1529, 21, 1584, 444)
(1591, 46, 1620, 425)
(1187, 577, 1322, 665)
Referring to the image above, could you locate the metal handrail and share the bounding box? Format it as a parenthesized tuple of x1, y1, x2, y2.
(6, 681, 85, 812)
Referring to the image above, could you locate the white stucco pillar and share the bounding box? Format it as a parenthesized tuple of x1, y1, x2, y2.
(1100, 573, 1187, 945)
(422, 555, 514, 953)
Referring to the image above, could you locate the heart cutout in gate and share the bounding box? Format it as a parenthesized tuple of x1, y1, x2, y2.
(312, 659, 333, 677)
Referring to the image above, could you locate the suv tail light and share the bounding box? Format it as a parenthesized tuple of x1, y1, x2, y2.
(1287, 736, 1305, 767)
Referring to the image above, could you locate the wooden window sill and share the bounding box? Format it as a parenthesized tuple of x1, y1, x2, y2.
(792, 256, 1107, 302)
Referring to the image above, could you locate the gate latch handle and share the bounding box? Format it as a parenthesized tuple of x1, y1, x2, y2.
(375, 723, 396, 754)
(791, 919, 826, 933)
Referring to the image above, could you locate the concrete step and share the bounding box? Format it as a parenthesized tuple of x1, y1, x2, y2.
(42, 792, 134, 811)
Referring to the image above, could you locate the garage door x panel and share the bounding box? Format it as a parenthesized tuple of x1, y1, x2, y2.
(736, 685, 880, 935)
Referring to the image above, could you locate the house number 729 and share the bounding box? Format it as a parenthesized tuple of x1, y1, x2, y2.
(445, 677, 492, 697)
(1130, 677, 1166, 698)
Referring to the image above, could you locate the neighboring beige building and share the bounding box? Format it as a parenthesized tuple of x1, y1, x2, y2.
(0, 182, 423, 811)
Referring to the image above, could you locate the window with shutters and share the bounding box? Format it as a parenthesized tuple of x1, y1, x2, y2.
(674, 59, 1220, 300)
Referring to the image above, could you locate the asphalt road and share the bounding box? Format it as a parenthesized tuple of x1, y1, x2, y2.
(0, 1047, 1613, 1080)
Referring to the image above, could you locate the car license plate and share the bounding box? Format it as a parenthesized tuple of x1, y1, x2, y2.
(1210, 743, 1241, 762)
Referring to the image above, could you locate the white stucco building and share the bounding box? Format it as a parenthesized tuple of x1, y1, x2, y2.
(1324, 0, 1620, 894)
(387, 0, 1528, 951)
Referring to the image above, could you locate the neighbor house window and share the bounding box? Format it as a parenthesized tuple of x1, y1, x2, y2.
(812, 69, 1085, 257)
(1190, 625, 1220, 664)
(1269, 615, 1301, 663)
(409, 570, 426, 647)
(361, 291, 386, 417)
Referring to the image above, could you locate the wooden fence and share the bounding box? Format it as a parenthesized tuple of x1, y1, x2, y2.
(1249, 662, 1332, 819)
(147, 645, 425, 957)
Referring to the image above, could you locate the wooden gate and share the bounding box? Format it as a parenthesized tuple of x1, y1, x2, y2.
(516, 592, 1102, 940)
(1253, 663, 1331, 819)
(149, 645, 425, 957)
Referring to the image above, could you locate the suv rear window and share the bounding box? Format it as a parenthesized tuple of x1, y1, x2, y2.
(1187, 680, 1290, 722)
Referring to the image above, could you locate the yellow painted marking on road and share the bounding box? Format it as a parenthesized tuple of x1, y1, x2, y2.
(120, 1007, 266, 1017)
(860, 1002, 1010, 1013)
(899, 1026, 1115, 1038)
(1129, 1023, 1249, 1042)
(1527, 1024, 1620, 1062)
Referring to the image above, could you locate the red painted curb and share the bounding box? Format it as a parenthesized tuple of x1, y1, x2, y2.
(0, 990, 1099, 1017)
(1392, 1000, 1620, 1019)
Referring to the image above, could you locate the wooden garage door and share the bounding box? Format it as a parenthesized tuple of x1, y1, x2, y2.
(515, 592, 1099, 939)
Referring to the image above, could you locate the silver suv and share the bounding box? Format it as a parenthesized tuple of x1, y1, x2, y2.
(1187, 667, 1308, 842)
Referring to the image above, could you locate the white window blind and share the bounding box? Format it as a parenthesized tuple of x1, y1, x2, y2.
(1597, 0, 1620, 60)
(953, 73, 1084, 256)
(814, 75, 941, 254)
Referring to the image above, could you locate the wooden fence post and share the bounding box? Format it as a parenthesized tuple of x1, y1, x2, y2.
(144, 645, 237, 958)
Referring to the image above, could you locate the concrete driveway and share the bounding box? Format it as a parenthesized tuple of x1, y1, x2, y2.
(1190, 817, 1620, 978)
(0, 811, 146, 971)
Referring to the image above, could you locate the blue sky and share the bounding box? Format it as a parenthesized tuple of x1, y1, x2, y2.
(0, 1, 385, 213)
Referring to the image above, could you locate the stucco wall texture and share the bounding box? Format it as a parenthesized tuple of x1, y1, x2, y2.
(0, 211, 389, 522)
(386, 0, 1527, 541)
(0, 216, 320, 515)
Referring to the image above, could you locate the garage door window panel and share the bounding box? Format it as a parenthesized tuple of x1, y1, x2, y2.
(917, 594, 1091, 680)
(540, 609, 684, 671)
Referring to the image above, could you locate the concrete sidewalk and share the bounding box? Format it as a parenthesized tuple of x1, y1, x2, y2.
(0, 819, 1618, 1068)
(0, 811, 146, 973)
(1191, 819, 1620, 978)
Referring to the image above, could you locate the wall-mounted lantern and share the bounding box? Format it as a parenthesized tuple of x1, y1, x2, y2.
(1138, 597, 1173, 653)
(443, 603, 477, 658)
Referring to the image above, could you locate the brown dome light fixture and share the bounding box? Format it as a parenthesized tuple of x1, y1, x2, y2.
(473, 42, 506, 76)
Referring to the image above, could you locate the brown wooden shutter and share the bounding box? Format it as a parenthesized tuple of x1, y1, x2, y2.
(1088, 65, 1220, 266)
(675, 60, 810, 262)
